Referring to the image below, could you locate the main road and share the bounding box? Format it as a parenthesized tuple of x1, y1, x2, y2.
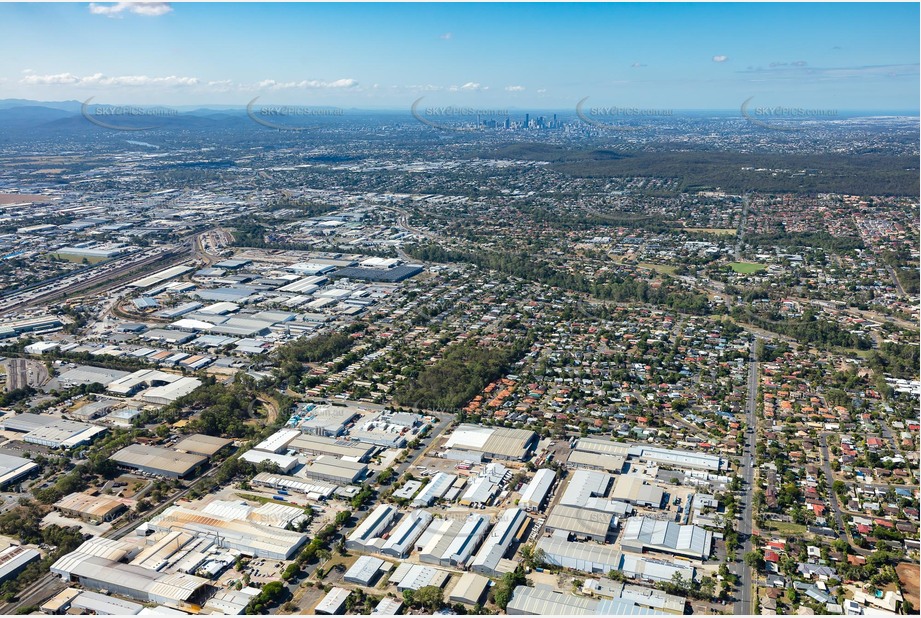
(733, 334, 759, 615)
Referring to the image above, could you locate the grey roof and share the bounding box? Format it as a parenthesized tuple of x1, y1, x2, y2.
(303, 455, 367, 483)
(621, 517, 712, 559)
(111, 444, 206, 476)
(343, 555, 385, 585)
(174, 434, 232, 456)
(545, 504, 614, 538)
(470, 508, 526, 574)
(519, 468, 556, 509)
(536, 535, 621, 572)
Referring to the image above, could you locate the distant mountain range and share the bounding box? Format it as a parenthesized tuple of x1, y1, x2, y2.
(0, 99, 373, 135)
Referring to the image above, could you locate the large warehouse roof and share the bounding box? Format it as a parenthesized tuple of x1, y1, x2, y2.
(25, 420, 106, 449)
(174, 434, 232, 456)
(50, 553, 209, 604)
(621, 517, 713, 560)
(536, 534, 621, 573)
(631, 446, 723, 472)
(574, 438, 632, 457)
(149, 505, 308, 559)
(611, 476, 665, 507)
(507, 585, 658, 616)
(519, 468, 555, 511)
(55, 492, 126, 519)
(559, 470, 612, 508)
(111, 444, 206, 477)
(445, 424, 537, 460)
(0, 451, 39, 487)
(545, 504, 614, 540)
(303, 455, 367, 483)
(251, 472, 337, 499)
(289, 434, 374, 461)
(139, 377, 202, 404)
(1, 412, 55, 433)
(507, 586, 598, 615)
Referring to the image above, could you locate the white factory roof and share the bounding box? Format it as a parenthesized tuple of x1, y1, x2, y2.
(470, 508, 526, 575)
(389, 563, 450, 591)
(0, 545, 41, 581)
(371, 597, 403, 615)
(537, 535, 621, 572)
(129, 265, 194, 289)
(519, 468, 556, 510)
(139, 377, 202, 404)
(254, 429, 301, 453)
(343, 555, 386, 585)
(631, 446, 723, 471)
(348, 504, 395, 545)
(545, 504, 614, 539)
(0, 451, 39, 487)
(381, 509, 433, 558)
(315, 587, 351, 614)
(239, 450, 299, 472)
(251, 472, 337, 499)
(71, 590, 143, 615)
(412, 471, 456, 507)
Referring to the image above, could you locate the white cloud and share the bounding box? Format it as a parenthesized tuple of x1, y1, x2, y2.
(89, 2, 172, 17)
(712, 55, 729, 63)
(256, 78, 358, 90)
(505, 85, 525, 92)
(453, 82, 485, 91)
(631, 62, 647, 68)
(439, 32, 453, 40)
(20, 72, 198, 87)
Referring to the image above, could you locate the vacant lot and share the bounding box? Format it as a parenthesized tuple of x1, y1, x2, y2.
(684, 227, 737, 236)
(639, 262, 678, 276)
(762, 521, 807, 536)
(729, 262, 766, 274)
(897, 562, 919, 610)
(0, 193, 48, 204)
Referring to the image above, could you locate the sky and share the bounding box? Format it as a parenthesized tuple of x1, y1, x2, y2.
(0, 2, 918, 111)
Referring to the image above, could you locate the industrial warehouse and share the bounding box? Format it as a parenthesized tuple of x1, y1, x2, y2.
(147, 502, 309, 559)
(443, 424, 539, 461)
(111, 444, 208, 479)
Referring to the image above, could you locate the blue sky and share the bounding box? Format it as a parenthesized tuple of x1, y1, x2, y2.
(1, 2, 918, 111)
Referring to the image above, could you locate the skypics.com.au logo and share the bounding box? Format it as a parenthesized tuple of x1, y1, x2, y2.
(246, 97, 344, 131)
(576, 97, 673, 132)
(740, 97, 838, 132)
(81, 97, 178, 131)
(411, 97, 510, 132)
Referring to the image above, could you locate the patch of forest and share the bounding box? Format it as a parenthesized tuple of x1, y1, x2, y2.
(484, 144, 919, 196)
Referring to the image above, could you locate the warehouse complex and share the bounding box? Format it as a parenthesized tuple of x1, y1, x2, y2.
(148, 502, 309, 559)
(50, 538, 212, 610)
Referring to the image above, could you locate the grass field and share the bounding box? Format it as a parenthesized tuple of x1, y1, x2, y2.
(729, 262, 766, 274)
(639, 262, 678, 275)
(762, 521, 808, 536)
(684, 227, 737, 236)
(236, 492, 292, 506)
(50, 253, 110, 264)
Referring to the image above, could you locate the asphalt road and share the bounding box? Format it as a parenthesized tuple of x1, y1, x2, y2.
(818, 433, 874, 557)
(732, 336, 759, 615)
